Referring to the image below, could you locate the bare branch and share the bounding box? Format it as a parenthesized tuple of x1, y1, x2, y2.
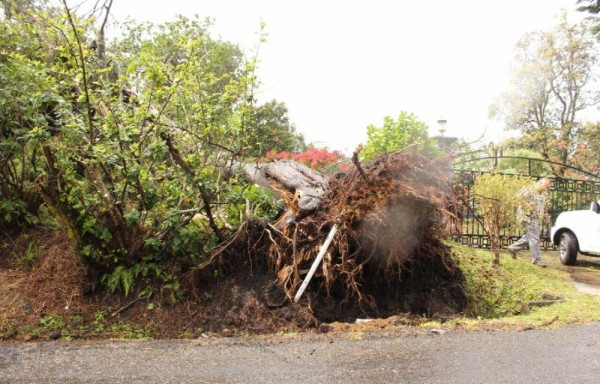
(60, 0, 95, 145)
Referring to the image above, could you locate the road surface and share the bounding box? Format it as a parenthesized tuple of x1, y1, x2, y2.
(1, 323, 599, 383)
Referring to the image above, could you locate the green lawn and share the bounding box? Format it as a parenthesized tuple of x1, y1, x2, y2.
(433, 244, 600, 330)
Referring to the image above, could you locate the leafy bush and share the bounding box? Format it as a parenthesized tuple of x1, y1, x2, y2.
(472, 173, 531, 264)
(0, 6, 281, 295)
(0, 10, 49, 230)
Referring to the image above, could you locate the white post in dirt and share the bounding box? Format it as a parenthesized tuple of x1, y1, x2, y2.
(293, 223, 339, 303)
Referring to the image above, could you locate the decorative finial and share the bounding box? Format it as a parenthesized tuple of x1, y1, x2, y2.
(437, 117, 447, 136)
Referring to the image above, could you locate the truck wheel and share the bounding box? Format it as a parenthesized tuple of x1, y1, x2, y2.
(558, 232, 578, 265)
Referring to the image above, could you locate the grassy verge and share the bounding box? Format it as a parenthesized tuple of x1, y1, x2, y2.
(441, 244, 600, 329)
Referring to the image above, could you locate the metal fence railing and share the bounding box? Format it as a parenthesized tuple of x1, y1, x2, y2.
(452, 170, 600, 250)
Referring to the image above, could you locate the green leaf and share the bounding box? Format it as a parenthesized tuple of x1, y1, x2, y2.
(124, 209, 141, 227)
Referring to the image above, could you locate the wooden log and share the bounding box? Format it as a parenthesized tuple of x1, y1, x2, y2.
(228, 160, 329, 216)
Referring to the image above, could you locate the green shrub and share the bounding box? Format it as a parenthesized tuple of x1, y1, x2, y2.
(472, 173, 530, 264)
(0, 7, 280, 296)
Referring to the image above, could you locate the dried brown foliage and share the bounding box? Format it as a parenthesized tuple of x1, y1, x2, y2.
(0, 229, 88, 324)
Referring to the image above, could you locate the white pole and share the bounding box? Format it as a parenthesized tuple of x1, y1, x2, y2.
(293, 223, 339, 303)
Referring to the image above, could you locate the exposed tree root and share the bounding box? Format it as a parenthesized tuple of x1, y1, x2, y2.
(195, 150, 467, 322)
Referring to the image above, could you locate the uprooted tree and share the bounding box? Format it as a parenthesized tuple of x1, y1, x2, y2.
(198, 149, 467, 321)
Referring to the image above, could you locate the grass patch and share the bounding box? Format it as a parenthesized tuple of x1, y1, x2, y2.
(11, 241, 37, 269)
(450, 244, 600, 328)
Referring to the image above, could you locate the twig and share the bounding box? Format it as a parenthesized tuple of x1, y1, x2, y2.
(267, 223, 294, 243)
(351, 144, 368, 181)
(469, 193, 501, 202)
(61, 0, 95, 145)
(111, 296, 141, 317)
(456, 193, 501, 256)
(466, 126, 487, 146)
(541, 316, 559, 326)
(161, 132, 223, 242)
(158, 122, 238, 154)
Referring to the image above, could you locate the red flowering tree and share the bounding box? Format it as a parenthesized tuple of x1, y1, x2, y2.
(265, 147, 351, 173)
(570, 123, 600, 178)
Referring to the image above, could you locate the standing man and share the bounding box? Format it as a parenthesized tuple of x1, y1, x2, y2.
(508, 178, 551, 267)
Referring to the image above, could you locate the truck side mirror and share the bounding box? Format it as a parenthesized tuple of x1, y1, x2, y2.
(592, 201, 600, 214)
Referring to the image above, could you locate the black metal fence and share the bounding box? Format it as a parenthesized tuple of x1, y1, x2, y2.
(452, 170, 600, 250)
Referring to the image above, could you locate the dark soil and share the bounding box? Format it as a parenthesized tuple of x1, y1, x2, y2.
(0, 225, 466, 341)
(0, 228, 318, 341)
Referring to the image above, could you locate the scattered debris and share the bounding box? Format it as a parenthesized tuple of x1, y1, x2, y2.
(428, 329, 446, 335)
(49, 331, 62, 340)
(520, 299, 565, 315)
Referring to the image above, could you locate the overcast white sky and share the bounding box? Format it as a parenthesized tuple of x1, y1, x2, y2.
(109, 0, 587, 153)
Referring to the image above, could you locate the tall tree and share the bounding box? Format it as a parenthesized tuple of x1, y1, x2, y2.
(491, 14, 600, 177)
(246, 100, 306, 157)
(1, 0, 40, 18)
(577, 0, 600, 14)
(362, 112, 440, 161)
(577, 0, 600, 36)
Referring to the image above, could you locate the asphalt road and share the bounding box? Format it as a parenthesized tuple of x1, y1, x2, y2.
(1, 323, 600, 384)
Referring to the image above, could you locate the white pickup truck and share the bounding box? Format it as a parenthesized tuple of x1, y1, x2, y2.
(550, 201, 600, 265)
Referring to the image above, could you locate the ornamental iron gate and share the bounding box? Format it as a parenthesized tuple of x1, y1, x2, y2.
(452, 157, 600, 250)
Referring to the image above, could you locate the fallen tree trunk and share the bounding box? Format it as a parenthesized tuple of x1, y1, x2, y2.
(227, 159, 328, 217)
(202, 149, 466, 322)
